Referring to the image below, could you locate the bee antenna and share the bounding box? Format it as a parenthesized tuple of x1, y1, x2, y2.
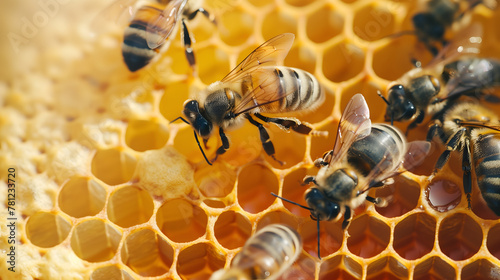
(317, 217, 321, 259)
(377, 91, 394, 126)
(270, 192, 313, 211)
(170, 116, 190, 124)
(170, 116, 212, 166)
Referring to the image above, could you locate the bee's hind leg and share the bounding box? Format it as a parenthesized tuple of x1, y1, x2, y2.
(254, 113, 325, 136)
(180, 19, 196, 72)
(187, 7, 215, 24)
(247, 115, 284, 165)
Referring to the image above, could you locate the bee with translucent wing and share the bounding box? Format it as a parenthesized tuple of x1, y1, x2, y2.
(427, 100, 500, 216)
(210, 224, 302, 280)
(94, 0, 214, 72)
(273, 94, 430, 258)
(173, 33, 326, 165)
(380, 24, 500, 134)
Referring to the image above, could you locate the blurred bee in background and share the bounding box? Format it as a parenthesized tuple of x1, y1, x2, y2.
(402, 0, 496, 55)
(380, 26, 500, 134)
(427, 99, 500, 216)
(95, 0, 215, 72)
(210, 224, 302, 280)
(273, 94, 430, 258)
(173, 33, 326, 165)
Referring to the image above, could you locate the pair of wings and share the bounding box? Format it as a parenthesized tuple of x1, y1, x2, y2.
(220, 33, 297, 116)
(93, 0, 187, 49)
(328, 94, 431, 192)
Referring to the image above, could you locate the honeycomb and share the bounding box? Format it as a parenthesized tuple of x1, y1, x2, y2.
(1, 0, 500, 279)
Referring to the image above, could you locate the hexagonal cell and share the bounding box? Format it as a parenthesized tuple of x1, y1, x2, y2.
(177, 242, 225, 280)
(197, 45, 230, 85)
(306, 4, 344, 43)
(375, 176, 420, 218)
(91, 148, 137, 186)
(284, 45, 317, 74)
(156, 198, 208, 243)
(366, 256, 409, 280)
(257, 211, 299, 231)
(121, 228, 174, 277)
(461, 258, 500, 280)
(261, 10, 298, 40)
(347, 215, 390, 259)
(394, 213, 436, 260)
(487, 223, 500, 260)
(58, 176, 106, 218)
(159, 81, 191, 122)
(322, 41, 365, 83)
(237, 163, 279, 214)
(278, 253, 316, 280)
(438, 213, 482, 261)
(266, 125, 307, 169)
(218, 7, 254, 46)
(281, 168, 313, 218)
(70, 219, 122, 262)
(353, 3, 396, 42)
(90, 265, 134, 280)
(341, 79, 387, 121)
(25, 211, 71, 248)
(213, 211, 252, 250)
(425, 179, 461, 213)
(125, 118, 169, 152)
(319, 254, 363, 280)
(194, 161, 236, 198)
(372, 36, 432, 81)
(413, 256, 456, 280)
(301, 219, 343, 259)
(107, 185, 154, 228)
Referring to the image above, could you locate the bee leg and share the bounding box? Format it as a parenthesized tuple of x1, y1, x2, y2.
(211, 128, 230, 163)
(247, 115, 284, 165)
(341, 206, 352, 230)
(254, 113, 316, 135)
(180, 19, 196, 71)
(427, 122, 447, 143)
(463, 137, 472, 209)
(405, 111, 425, 136)
(187, 8, 215, 24)
(432, 128, 466, 176)
(303, 176, 317, 186)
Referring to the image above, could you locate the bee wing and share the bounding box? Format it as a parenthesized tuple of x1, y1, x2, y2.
(426, 23, 483, 68)
(145, 0, 188, 49)
(330, 94, 372, 165)
(90, 0, 138, 35)
(401, 140, 431, 171)
(220, 33, 295, 84)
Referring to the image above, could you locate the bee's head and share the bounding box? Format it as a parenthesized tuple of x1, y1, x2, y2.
(386, 84, 416, 123)
(183, 100, 213, 139)
(305, 188, 340, 222)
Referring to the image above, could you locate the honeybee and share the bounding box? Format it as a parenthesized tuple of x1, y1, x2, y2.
(210, 224, 302, 280)
(380, 25, 500, 133)
(427, 99, 500, 216)
(273, 94, 430, 258)
(96, 0, 214, 72)
(174, 33, 325, 165)
(409, 0, 495, 55)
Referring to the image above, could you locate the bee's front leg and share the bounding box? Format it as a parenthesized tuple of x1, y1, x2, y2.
(180, 19, 196, 71)
(211, 128, 230, 163)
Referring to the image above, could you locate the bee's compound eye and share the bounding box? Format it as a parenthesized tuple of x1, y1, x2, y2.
(305, 188, 340, 221)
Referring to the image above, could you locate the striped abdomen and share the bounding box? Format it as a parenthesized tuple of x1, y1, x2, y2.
(473, 132, 500, 216)
(216, 224, 302, 280)
(259, 66, 324, 114)
(347, 123, 406, 177)
(122, 3, 166, 72)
